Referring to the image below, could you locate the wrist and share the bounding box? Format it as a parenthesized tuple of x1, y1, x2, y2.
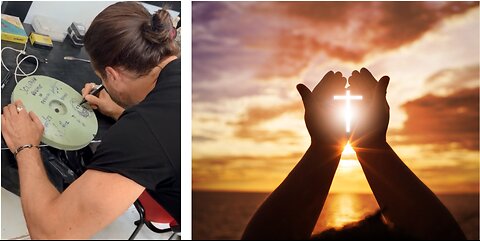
(353, 141, 389, 153)
(310, 140, 344, 155)
(14, 145, 40, 160)
(111, 106, 125, 120)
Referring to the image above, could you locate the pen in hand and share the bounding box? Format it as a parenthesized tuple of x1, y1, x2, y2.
(80, 84, 105, 105)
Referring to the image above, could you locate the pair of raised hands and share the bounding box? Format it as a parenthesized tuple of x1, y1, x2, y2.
(297, 68, 390, 151)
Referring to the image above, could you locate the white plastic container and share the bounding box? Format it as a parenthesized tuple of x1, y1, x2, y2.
(31, 15, 67, 42)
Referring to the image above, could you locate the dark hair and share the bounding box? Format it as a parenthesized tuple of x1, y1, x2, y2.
(84, 2, 179, 78)
(311, 210, 415, 240)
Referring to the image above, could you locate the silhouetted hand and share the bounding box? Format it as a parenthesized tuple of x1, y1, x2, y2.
(297, 71, 347, 148)
(349, 68, 390, 149)
(348, 69, 466, 240)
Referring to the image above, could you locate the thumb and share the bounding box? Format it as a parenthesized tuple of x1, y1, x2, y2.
(374, 76, 389, 103)
(82, 83, 97, 97)
(29, 111, 44, 131)
(296, 84, 311, 107)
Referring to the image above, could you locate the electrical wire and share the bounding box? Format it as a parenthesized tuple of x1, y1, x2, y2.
(1, 45, 99, 153)
(1, 43, 39, 85)
(1, 45, 99, 152)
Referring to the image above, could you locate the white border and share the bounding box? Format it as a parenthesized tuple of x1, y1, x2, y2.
(180, 0, 192, 239)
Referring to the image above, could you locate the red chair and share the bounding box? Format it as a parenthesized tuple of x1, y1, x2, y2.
(129, 190, 180, 240)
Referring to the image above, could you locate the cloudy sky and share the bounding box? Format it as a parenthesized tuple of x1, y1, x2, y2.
(192, 2, 479, 194)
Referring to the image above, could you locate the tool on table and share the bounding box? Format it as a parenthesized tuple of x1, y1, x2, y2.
(1, 70, 13, 89)
(64, 56, 90, 63)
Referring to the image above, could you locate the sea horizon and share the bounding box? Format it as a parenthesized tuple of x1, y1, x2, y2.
(193, 191, 479, 240)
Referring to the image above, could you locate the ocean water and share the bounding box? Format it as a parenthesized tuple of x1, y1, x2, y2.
(193, 192, 479, 240)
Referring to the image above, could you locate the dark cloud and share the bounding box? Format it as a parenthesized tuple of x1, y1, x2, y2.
(371, 2, 479, 50)
(193, 1, 478, 89)
(192, 2, 270, 102)
(192, 1, 267, 82)
(192, 2, 232, 23)
(400, 88, 479, 150)
(252, 2, 478, 78)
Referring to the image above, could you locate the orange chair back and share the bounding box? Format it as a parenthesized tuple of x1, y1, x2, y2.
(138, 190, 178, 226)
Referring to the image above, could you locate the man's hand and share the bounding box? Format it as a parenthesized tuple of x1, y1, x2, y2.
(1, 100, 44, 154)
(82, 83, 124, 120)
(297, 71, 347, 149)
(349, 68, 390, 149)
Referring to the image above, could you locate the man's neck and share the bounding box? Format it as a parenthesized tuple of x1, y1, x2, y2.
(129, 56, 178, 105)
(158, 56, 178, 70)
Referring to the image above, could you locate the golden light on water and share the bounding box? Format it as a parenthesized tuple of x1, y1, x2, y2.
(327, 194, 364, 228)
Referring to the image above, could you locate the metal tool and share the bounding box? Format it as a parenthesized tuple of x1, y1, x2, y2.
(64, 56, 90, 63)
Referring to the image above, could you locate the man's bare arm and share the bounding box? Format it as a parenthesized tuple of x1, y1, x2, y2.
(16, 148, 144, 239)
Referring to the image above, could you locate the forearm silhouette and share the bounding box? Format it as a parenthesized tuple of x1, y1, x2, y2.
(242, 71, 346, 240)
(350, 68, 466, 240)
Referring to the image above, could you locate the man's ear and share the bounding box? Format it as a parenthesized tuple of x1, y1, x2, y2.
(105, 66, 120, 82)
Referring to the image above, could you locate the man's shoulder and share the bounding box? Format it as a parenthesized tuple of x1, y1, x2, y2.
(122, 95, 180, 129)
(102, 110, 156, 145)
(112, 109, 145, 130)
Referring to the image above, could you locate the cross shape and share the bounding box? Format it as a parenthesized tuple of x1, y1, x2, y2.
(334, 90, 362, 132)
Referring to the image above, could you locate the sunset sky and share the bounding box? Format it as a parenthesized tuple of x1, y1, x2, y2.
(192, 2, 479, 194)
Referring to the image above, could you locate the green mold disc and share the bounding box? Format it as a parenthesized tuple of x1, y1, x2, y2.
(11, 75, 98, 150)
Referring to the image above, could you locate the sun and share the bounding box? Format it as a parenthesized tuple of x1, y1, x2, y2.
(342, 142, 355, 155)
(338, 142, 361, 172)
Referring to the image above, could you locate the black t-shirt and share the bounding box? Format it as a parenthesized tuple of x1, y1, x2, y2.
(87, 58, 181, 223)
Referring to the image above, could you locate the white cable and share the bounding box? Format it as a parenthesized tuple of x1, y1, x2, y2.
(14, 54, 39, 84)
(1, 43, 39, 85)
(1, 46, 24, 70)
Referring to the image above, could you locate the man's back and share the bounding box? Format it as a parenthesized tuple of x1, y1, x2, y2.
(87, 58, 181, 223)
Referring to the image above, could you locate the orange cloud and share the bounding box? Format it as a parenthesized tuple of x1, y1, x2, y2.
(400, 88, 479, 150)
(425, 65, 479, 95)
(250, 2, 478, 78)
(235, 101, 302, 126)
(415, 161, 479, 193)
(194, 152, 303, 166)
(193, 152, 304, 186)
(234, 129, 299, 143)
(232, 101, 303, 142)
